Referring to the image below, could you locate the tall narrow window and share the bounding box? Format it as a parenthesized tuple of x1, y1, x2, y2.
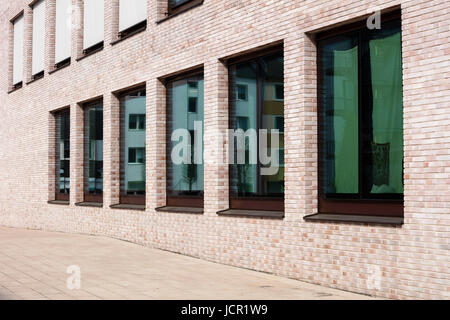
(229, 50, 285, 212)
(119, 88, 146, 205)
(83, 0, 104, 53)
(55, 0, 72, 67)
(12, 14, 24, 88)
(166, 72, 204, 208)
(83, 101, 103, 203)
(32, 0, 45, 79)
(119, 0, 147, 36)
(55, 109, 70, 201)
(318, 14, 403, 217)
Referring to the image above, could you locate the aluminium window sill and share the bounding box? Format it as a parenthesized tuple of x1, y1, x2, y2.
(155, 206, 203, 214)
(303, 213, 404, 225)
(48, 200, 69, 206)
(75, 202, 103, 208)
(156, 1, 204, 24)
(110, 22, 147, 46)
(49, 61, 71, 75)
(76, 43, 104, 62)
(217, 209, 284, 219)
(110, 204, 145, 211)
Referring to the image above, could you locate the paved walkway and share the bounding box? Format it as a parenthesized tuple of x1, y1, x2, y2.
(0, 226, 371, 300)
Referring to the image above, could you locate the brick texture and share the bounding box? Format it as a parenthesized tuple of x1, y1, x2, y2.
(0, 0, 449, 300)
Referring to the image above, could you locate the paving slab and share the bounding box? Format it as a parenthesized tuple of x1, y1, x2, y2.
(0, 226, 374, 300)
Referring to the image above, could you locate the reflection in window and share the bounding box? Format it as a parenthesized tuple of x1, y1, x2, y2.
(128, 147, 145, 164)
(129, 114, 145, 130)
(319, 19, 403, 205)
(120, 89, 146, 204)
(84, 102, 103, 202)
(167, 74, 204, 207)
(229, 52, 284, 211)
(55, 109, 70, 200)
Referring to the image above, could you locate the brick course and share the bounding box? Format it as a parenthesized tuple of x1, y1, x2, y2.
(0, 0, 449, 299)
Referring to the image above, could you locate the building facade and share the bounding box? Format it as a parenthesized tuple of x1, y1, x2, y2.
(0, 0, 449, 299)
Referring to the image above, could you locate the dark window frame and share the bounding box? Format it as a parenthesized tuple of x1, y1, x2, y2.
(316, 10, 404, 218)
(165, 68, 204, 209)
(118, 87, 147, 206)
(167, 0, 203, 16)
(54, 108, 70, 201)
(83, 99, 103, 204)
(117, 20, 147, 41)
(227, 46, 285, 212)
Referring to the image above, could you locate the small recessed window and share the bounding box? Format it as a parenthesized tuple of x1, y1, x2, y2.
(129, 114, 145, 130)
(236, 84, 248, 101)
(128, 148, 145, 164)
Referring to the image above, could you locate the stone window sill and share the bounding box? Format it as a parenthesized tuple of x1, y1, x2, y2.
(217, 209, 284, 219)
(47, 200, 69, 206)
(110, 204, 145, 211)
(75, 202, 103, 208)
(155, 206, 203, 214)
(303, 213, 404, 225)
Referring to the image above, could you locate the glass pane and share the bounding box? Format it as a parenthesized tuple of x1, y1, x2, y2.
(167, 75, 204, 197)
(261, 54, 284, 195)
(55, 110, 70, 195)
(366, 22, 403, 195)
(85, 103, 103, 195)
(229, 53, 284, 197)
(230, 61, 258, 195)
(321, 35, 359, 194)
(121, 90, 146, 196)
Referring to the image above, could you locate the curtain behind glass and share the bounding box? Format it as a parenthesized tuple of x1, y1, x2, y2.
(368, 27, 403, 194)
(321, 36, 359, 194)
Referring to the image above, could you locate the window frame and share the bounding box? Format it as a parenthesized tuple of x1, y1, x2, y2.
(119, 87, 147, 206)
(167, 0, 203, 16)
(83, 100, 103, 203)
(54, 108, 71, 201)
(316, 10, 404, 218)
(227, 46, 285, 212)
(165, 69, 204, 209)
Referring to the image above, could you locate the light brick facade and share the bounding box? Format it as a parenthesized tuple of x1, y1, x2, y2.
(0, 0, 449, 299)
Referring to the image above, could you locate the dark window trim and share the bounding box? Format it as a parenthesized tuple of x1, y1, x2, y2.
(217, 209, 284, 219)
(50, 58, 71, 74)
(76, 41, 104, 62)
(165, 70, 204, 209)
(315, 9, 401, 42)
(111, 20, 147, 45)
(118, 86, 146, 206)
(222, 43, 284, 66)
(27, 71, 44, 84)
(9, 82, 23, 93)
(227, 48, 285, 212)
(54, 108, 71, 201)
(82, 99, 104, 203)
(316, 11, 404, 219)
(158, 0, 203, 23)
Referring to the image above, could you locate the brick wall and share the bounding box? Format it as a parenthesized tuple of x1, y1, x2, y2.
(0, 0, 449, 299)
